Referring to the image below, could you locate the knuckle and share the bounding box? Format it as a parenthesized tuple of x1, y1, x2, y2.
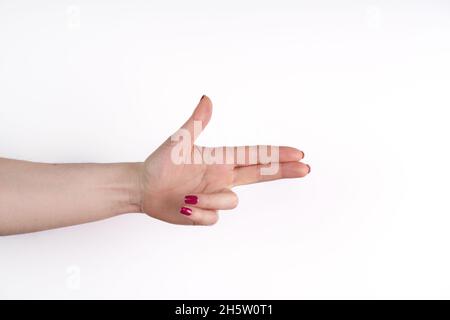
(194, 213, 219, 226)
(205, 212, 219, 226)
(209, 214, 219, 225)
(229, 193, 239, 209)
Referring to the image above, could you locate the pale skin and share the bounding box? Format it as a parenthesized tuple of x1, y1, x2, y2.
(0, 96, 310, 235)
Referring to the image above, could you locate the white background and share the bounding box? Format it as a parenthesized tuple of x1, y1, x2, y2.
(1, 0, 450, 299)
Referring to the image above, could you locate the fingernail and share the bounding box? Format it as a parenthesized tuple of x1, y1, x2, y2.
(300, 151, 305, 159)
(200, 95, 206, 101)
(180, 207, 192, 216)
(306, 164, 311, 174)
(184, 195, 198, 205)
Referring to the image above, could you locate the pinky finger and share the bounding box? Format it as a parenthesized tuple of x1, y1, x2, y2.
(179, 206, 219, 226)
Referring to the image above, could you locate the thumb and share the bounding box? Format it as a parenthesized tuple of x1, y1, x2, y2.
(179, 95, 213, 143)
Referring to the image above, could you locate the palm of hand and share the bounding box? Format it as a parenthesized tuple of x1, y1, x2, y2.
(142, 142, 234, 224)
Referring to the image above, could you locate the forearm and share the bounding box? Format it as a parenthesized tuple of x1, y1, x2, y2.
(0, 158, 142, 235)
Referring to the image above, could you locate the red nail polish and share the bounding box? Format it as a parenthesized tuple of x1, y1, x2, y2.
(184, 195, 198, 205)
(180, 207, 192, 216)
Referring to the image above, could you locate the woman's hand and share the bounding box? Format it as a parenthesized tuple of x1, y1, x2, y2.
(0, 95, 309, 235)
(138, 96, 310, 226)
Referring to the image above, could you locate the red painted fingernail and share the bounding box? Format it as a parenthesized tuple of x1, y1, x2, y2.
(180, 207, 192, 216)
(185, 195, 198, 205)
(306, 164, 311, 174)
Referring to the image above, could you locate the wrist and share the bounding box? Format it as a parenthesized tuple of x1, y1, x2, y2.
(105, 162, 143, 215)
(120, 162, 144, 214)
